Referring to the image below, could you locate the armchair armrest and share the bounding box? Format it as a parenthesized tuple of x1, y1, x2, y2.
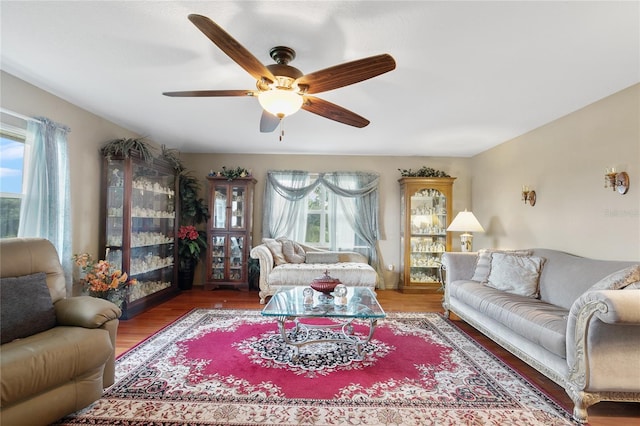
(54, 296, 121, 328)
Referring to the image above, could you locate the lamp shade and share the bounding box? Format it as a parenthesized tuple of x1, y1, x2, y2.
(447, 210, 485, 233)
(258, 89, 303, 118)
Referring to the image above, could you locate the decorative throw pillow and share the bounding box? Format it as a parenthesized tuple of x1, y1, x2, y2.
(1, 272, 57, 344)
(471, 249, 532, 283)
(485, 253, 546, 298)
(587, 265, 640, 291)
(263, 238, 287, 265)
(305, 252, 340, 264)
(278, 238, 306, 264)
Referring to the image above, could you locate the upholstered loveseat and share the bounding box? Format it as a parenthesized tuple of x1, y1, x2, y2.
(250, 238, 378, 303)
(442, 248, 640, 423)
(0, 238, 121, 426)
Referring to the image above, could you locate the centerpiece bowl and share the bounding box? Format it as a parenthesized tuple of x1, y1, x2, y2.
(310, 270, 341, 295)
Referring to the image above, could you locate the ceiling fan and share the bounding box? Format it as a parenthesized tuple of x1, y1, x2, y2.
(163, 14, 396, 134)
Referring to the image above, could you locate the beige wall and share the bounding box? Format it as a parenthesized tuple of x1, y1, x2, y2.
(183, 153, 472, 287)
(471, 84, 639, 261)
(1, 71, 140, 261)
(3, 70, 636, 293)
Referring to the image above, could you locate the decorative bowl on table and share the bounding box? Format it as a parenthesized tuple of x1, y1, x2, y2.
(310, 270, 341, 295)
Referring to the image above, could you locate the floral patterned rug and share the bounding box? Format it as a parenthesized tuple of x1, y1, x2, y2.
(55, 309, 577, 425)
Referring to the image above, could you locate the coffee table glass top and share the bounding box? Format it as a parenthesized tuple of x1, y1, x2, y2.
(262, 286, 386, 318)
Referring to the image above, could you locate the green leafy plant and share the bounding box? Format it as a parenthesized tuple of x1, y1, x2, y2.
(210, 166, 251, 180)
(248, 257, 260, 289)
(398, 166, 450, 178)
(101, 137, 155, 163)
(179, 171, 210, 227)
(160, 145, 186, 173)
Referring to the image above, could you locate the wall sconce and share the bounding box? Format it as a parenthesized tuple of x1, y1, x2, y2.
(521, 185, 536, 206)
(604, 168, 629, 195)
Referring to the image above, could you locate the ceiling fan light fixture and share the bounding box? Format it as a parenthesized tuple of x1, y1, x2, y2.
(258, 89, 303, 119)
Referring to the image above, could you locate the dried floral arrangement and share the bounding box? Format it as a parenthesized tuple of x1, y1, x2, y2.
(398, 166, 450, 178)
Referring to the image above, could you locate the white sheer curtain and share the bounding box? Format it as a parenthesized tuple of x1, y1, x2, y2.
(18, 117, 72, 292)
(262, 170, 316, 238)
(263, 170, 383, 286)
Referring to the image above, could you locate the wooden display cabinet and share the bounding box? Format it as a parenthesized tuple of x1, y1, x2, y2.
(101, 152, 179, 319)
(205, 176, 256, 290)
(399, 177, 456, 293)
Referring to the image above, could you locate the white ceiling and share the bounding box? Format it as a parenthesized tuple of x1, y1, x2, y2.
(1, 1, 638, 157)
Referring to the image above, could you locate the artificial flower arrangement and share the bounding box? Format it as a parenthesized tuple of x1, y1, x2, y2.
(73, 253, 137, 308)
(398, 166, 450, 178)
(177, 225, 207, 270)
(208, 166, 252, 180)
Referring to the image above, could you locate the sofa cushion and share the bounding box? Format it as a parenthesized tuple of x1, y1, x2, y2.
(278, 238, 306, 264)
(450, 280, 568, 357)
(471, 249, 532, 283)
(306, 252, 340, 264)
(0, 326, 112, 406)
(1, 272, 56, 344)
(263, 238, 287, 265)
(587, 265, 640, 291)
(486, 253, 545, 298)
(269, 262, 377, 287)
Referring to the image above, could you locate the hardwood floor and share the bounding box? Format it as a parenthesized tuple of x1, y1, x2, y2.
(116, 288, 639, 426)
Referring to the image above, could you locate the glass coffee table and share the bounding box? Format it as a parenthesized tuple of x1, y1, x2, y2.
(261, 286, 386, 362)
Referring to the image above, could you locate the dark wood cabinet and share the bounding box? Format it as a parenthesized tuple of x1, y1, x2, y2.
(205, 176, 256, 290)
(101, 152, 179, 318)
(399, 177, 455, 293)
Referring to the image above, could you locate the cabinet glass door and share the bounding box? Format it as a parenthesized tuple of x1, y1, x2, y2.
(213, 186, 227, 229)
(409, 188, 446, 283)
(127, 162, 176, 302)
(229, 236, 244, 281)
(230, 185, 245, 229)
(105, 161, 125, 269)
(210, 235, 226, 280)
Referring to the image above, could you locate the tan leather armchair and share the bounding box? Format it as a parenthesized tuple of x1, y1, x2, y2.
(0, 238, 121, 426)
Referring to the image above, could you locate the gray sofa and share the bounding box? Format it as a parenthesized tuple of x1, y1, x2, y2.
(0, 238, 121, 426)
(250, 239, 377, 304)
(441, 248, 640, 423)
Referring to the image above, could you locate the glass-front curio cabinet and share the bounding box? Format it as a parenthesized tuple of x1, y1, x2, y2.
(399, 177, 456, 293)
(102, 152, 179, 319)
(205, 176, 256, 290)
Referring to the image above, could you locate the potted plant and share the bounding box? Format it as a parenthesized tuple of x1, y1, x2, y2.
(177, 225, 207, 289)
(101, 137, 155, 162)
(161, 146, 210, 289)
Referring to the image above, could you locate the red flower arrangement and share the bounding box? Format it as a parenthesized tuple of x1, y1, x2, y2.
(178, 225, 207, 269)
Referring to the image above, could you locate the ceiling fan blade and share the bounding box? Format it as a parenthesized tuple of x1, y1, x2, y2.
(188, 14, 275, 83)
(260, 111, 281, 133)
(163, 90, 255, 97)
(296, 54, 396, 95)
(302, 96, 370, 128)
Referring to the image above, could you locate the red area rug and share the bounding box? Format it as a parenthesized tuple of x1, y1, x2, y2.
(55, 309, 577, 425)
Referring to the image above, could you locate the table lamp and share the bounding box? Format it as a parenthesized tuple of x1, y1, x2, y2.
(447, 210, 484, 252)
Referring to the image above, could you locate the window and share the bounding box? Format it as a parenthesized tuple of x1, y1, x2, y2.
(302, 174, 366, 253)
(263, 171, 379, 262)
(0, 120, 27, 238)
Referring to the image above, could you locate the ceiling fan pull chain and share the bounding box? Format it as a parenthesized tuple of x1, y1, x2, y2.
(279, 119, 285, 141)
